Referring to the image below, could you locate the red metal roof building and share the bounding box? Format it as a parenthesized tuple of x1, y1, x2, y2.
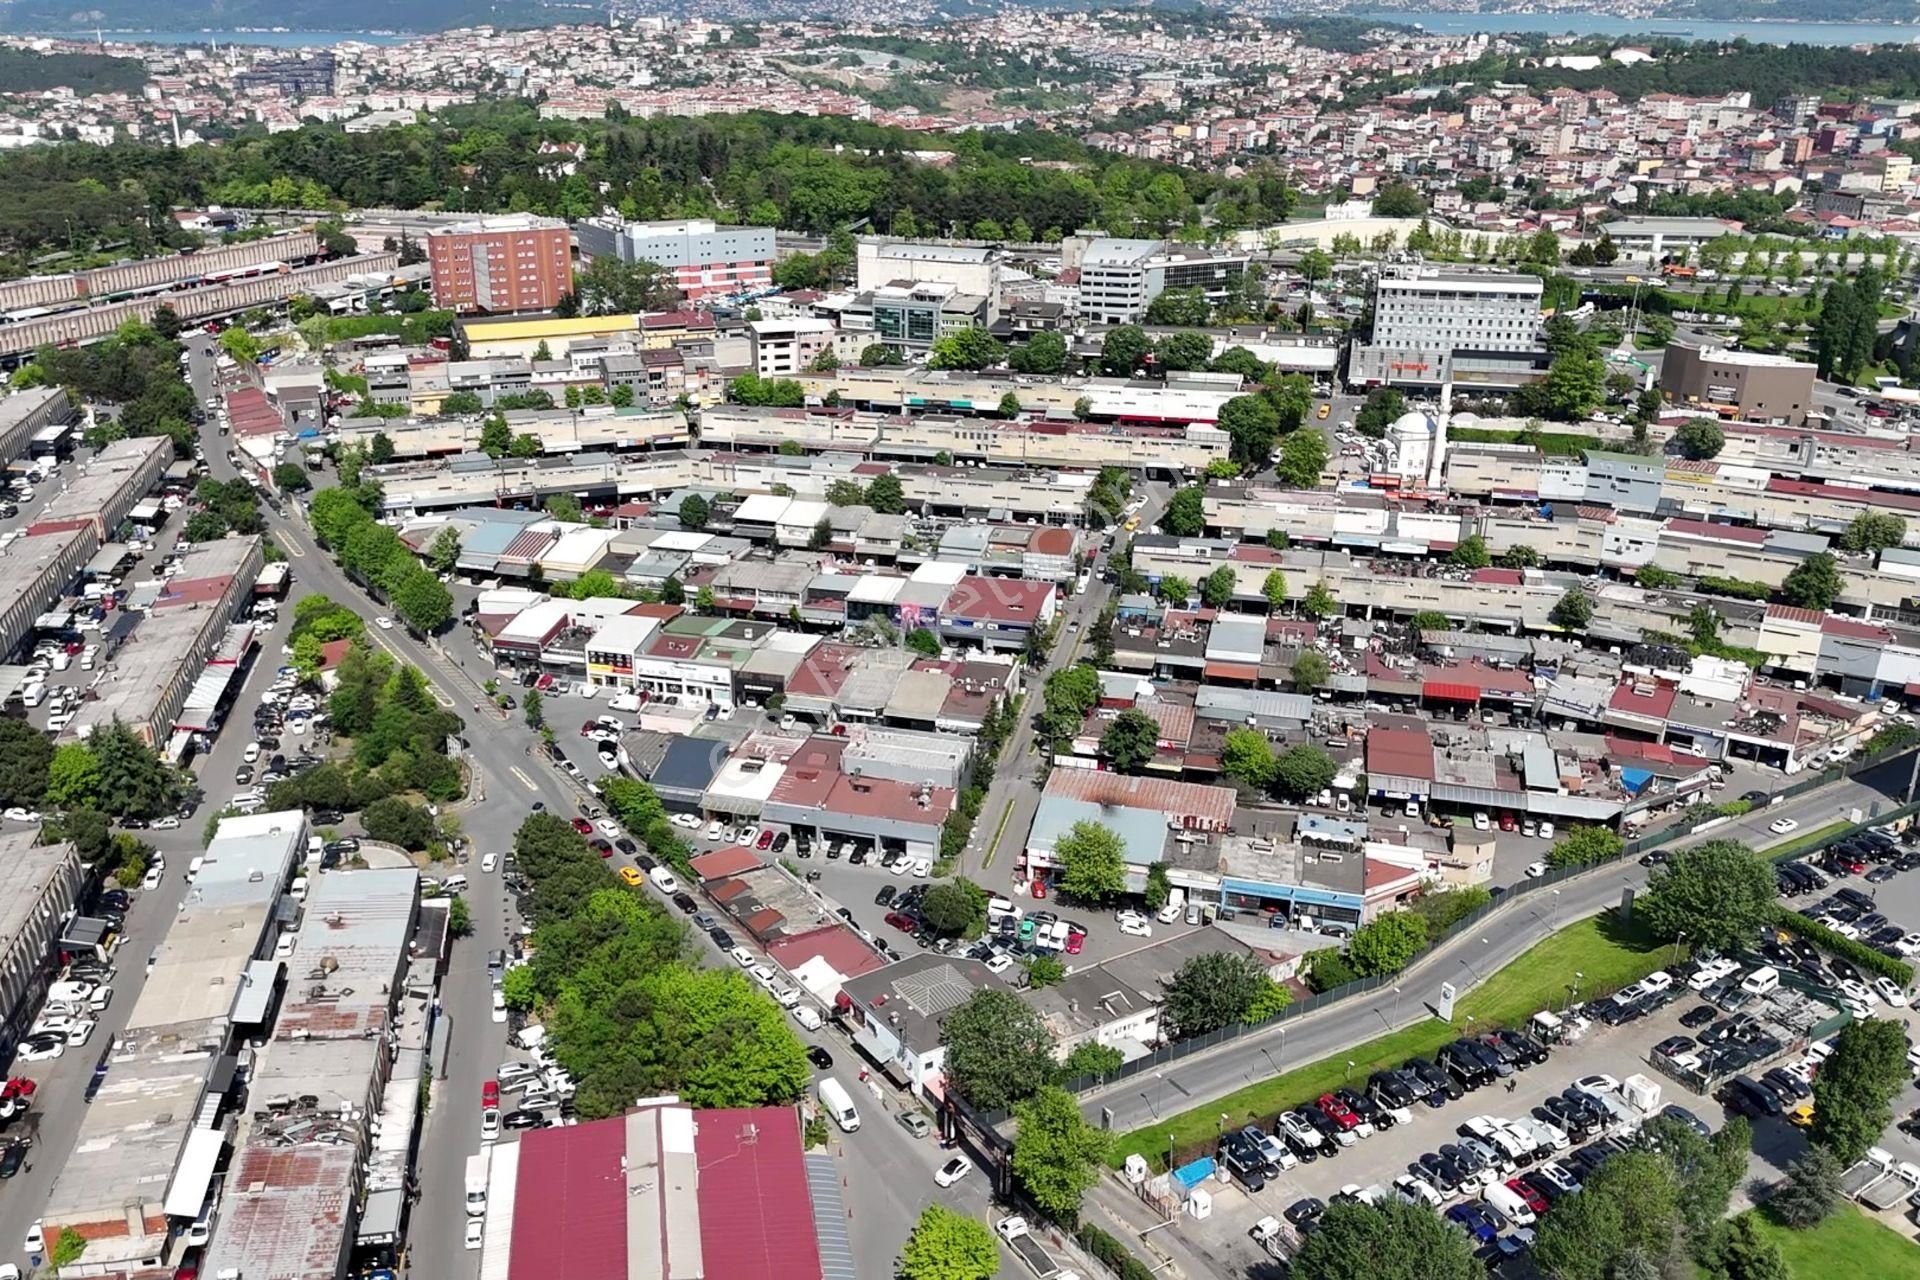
(500, 1102, 826, 1280)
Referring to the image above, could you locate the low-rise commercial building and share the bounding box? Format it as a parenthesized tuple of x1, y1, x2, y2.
(575, 217, 775, 301)
(0, 525, 95, 660)
(0, 831, 83, 1061)
(43, 810, 306, 1275)
(1659, 342, 1816, 425)
(28, 435, 171, 540)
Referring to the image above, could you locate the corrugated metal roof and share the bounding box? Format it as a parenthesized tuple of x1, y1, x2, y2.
(694, 1106, 823, 1280)
(509, 1118, 628, 1280)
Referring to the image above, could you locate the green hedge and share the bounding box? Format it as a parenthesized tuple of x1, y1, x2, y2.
(1075, 1223, 1159, 1280)
(1771, 905, 1915, 987)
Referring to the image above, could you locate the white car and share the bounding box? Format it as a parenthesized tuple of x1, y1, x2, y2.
(1393, 1174, 1443, 1208)
(142, 865, 164, 891)
(1537, 821, 1555, 840)
(481, 853, 498, 873)
(1688, 959, 1741, 991)
(491, 990, 508, 1023)
(24, 1220, 42, 1257)
(1769, 817, 1799, 836)
(242, 741, 260, 763)
(671, 813, 701, 829)
(728, 947, 756, 968)
(1875, 976, 1910, 1007)
(1116, 911, 1153, 938)
(1839, 978, 1879, 1007)
(58, 1019, 97, 1046)
(909, 857, 932, 877)
(596, 818, 620, 838)
(375, 616, 394, 630)
(704, 820, 723, 840)
(1473, 811, 1491, 831)
(1, 808, 39, 823)
(16, 1039, 61, 1062)
(749, 964, 777, 989)
(891, 856, 912, 877)
(1524, 862, 1547, 879)
(934, 1156, 971, 1188)
(735, 827, 756, 846)
(465, 1218, 485, 1250)
(983, 952, 1015, 975)
(481, 1108, 501, 1142)
(1572, 1074, 1620, 1099)
(151, 815, 180, 830)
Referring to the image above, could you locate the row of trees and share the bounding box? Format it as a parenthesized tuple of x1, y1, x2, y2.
(507, 809, 809, 1118)
(308, 483, 455, 634)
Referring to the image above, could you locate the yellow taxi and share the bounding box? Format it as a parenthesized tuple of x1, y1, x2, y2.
(1123, 515, 1141, 532)
(1316, 403, 1331, 419)
(619, 865, 644, 887)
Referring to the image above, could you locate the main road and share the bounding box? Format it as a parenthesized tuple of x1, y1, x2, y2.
(1082, 755, 1917, 1144)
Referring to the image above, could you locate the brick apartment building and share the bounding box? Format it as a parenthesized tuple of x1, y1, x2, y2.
(427, 214, 574, 314)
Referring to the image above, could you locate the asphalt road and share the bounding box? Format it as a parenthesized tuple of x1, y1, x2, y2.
(1081, 754, 1919, 1143)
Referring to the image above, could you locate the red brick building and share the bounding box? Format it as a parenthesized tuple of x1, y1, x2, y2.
(426, 214, 573, 313)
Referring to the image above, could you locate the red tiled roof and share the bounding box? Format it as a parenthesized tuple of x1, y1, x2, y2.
(1367, 726, 1435, 781)
(765, 924, 886, 982)
(941, 576, 1055, 625)
(1765, 605, 1825, 626)
(693, 1106, 824, 1280)
(1471, 568, 1524, 585)
(1821, 616, 1891, 641)
(689, 847, 762, 881)
(1609, 680, 1677, 719)
(1203, 661, 1260, 682)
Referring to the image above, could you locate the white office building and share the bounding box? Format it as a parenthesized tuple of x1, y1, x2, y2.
(1074, 237, 1249, 325)
(855, 239, 1003, 304)
(1350, 270, 1546, 390)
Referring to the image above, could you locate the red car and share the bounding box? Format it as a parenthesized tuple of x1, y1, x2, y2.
(2, 1078, 37, 1101)
(1505, 1178, 1549, 1215)
(1031, 880, 1048, 899)
(885, 911, 917, 933)
(1497, 812, 1517, 832)
(482, 1079, 499, 1110)
(591, 838, 614, 857)
(1316, 1093, 1359, 1130)
(580, 720, 599, 737)
(756, 828, 775, 850)
(571, 817, 595, 836)
(1065, 929, 1086, 955)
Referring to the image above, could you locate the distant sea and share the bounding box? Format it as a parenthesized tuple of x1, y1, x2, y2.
(1356, 11, 1919, 45)
(31, 29, 412, 47)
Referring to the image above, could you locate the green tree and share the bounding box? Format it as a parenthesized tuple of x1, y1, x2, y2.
(905, 627, 941, 658)
(501, 964, 538, 1012)
(1640, 839, 1776, 955)
(1449, 535, 1491, 569)
(1057, 1041, 1124, 1082)
(1840, 511, 1907, 555)
(1163, 950, 1271, 1037)
(390, 570, 453, 634)
(865, 473, 906, 514)
(1354, 387, 1406, 439)
(1410, 610, 1451, 633)
(1144, 863, 1172, 911)
(1550, 588, 1594, 631)
(824, 479, 866, 507)
(1261, 569, 1289, 611)
(1811, 1017, 1912, 1165)
(427, 524, 462, 575)
(808, 518, 832, 551)
(941, 988, 1056, 1110)
(1099, 325, 1151, 377)
(1290, 1198, 1480, 1280)
(1008, 330, 1068, 375)
(0, 719, 52, 808)
(1153, 330, 1214, 371)
(1222, 727, 1278, 790)
(440, 390, 484, 415)
(678, 493, 710, 530)
(1547, 825, 1623, 869)
(362, 796, 437, 850)
(1531, 1149, 1682, 1280)
(1541, 350, 1606, 421)
(927, 327, 1003, 372)
(1009, 1086, 1108, 1224)
(1157, 575, 1192, 604)
(1200, 564, 1237, 608)
(1291, 649, 1330, 694)
(1217, 394, 1282, 466)
(1781, 552, 1843, 609)
(1100, 709, 1159, 774)
(45, 743, 101, 810)
(1636, 565, 1682, 589)
(1301, 580, 1338, 620)
(478, 415, 512, 458)
(1161, 485, 1205, 536)
(1769, 1144, 1844, 1228)
(1674, 417, 1725, 460)
(1273, 744, 1337, 800)
(1348, 911, 1428, 976)
(897, 1205, 998, 1280)
(1372, 184, 1428, 218)
(1275, 429, 1329, 488)
(859, 343, 903, 368)
(272, 462, 312, 493)
(1143, 288, 1211, 327)
(1053, 820, 1127, 902)
(919, 882, 983, 936)
(522, 688, 544, 730)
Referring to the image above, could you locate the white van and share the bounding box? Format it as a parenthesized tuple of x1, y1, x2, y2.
(20, 682, 45, 709)
(465, 1153, 489, 1217)
(817, 1077, 860, 1132)
(607, 692, 642, 713)
(649, 866, 679, 894)
(1483, 1182, 1536, 1227)
(1740, 965, 1781, 997)
(186, 856, 205, 882)
(791, 1004, 824, 1032)
(442, 875, 469, 894)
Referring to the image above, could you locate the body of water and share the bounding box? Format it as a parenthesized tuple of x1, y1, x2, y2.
(1358, 10, 1919, 45)
(31, 29, 412, 47)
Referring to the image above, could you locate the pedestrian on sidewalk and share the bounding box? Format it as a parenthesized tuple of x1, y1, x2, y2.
(1506, 1077, 1517, 1094)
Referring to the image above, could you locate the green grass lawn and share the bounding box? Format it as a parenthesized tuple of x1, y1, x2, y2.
(1110, 912, 1672, 1170)
(1749, 1206, 1920, 1278)
(1761, 820, 1852, 860)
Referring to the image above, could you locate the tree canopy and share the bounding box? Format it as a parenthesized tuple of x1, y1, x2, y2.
(1162, 950, 1271, 1038)
(1053, 820, 1127, 902)
(1639, 839, 1777, 954)
(941, 987, 1056, 1111)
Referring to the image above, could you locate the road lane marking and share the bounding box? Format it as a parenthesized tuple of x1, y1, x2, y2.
(510, 767, 537, 791)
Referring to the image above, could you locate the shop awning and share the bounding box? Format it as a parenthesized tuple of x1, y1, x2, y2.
(1422, 682, 1481, 702)
(164, 1128, 226, 1218)
(1203, 661, 1260, 682)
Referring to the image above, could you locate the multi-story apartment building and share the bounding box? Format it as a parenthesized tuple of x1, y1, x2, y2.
(869, 281, 991, 353)
(426, 214, 573, 314)
(1350, 270, 1545, 390)
(748, 317, 834, 378)
(573, 217, 774, 301)
(1073, 237, 1250, 325)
